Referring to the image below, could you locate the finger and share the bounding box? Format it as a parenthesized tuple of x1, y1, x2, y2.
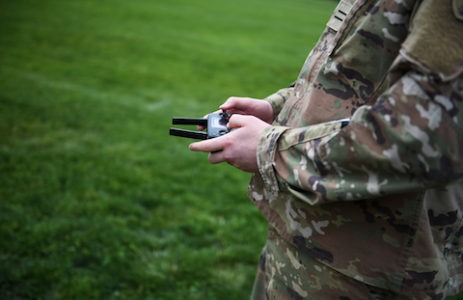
(197, 114, 209, 131)
(189, 138, 224, 153)
(208, 151, 225, 165)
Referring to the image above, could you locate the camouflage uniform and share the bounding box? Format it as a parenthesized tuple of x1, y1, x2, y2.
(248, 0, 463, 299)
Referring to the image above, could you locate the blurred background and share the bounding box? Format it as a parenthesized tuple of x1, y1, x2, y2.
(0, 0, 336, 299)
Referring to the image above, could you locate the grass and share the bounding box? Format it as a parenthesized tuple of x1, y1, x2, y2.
(0, 0, 337, 298)
(1, 0, 462, 299)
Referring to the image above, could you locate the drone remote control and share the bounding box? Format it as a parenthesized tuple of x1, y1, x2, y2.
(170, 110, 233, 140)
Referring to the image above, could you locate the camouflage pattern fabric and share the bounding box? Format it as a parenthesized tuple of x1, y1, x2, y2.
(248, 0, 463, 299)
(251, 226, 413, 300)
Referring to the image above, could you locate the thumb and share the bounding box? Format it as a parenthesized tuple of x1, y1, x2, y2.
(219, 99, 236, 111)
(227, 114, 248, 129)
(220, 97, 247, 111)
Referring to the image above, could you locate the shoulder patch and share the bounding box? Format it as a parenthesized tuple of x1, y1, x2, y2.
(453, 0, 463, 21)
(403, 0, 463, 75)
(326, 0, 354, 32)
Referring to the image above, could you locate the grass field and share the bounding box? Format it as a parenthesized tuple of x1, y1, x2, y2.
(4, 1, 461, 300)
(0, 0, 336, 299)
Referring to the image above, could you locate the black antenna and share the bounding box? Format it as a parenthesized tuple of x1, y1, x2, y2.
(172, 118, 207, 126)
(169, 128, 208, 140)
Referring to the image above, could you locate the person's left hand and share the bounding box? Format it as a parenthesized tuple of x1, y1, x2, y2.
(189, 114, 270, 173)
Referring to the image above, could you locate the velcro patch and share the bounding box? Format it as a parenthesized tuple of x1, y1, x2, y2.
(453, 0, 463, 20)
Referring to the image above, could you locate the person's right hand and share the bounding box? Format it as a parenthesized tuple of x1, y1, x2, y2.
(197, 97, 274, 131)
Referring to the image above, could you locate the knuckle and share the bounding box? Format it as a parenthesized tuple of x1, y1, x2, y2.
(223, 137, 234, 148)
(223, 151, 235, 163)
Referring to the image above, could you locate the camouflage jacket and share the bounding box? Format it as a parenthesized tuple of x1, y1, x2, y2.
(249, 0, 463, 298)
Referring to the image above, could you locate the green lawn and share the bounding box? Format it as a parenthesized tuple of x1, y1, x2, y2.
(1, 0, 463, 299)
(0, 0, 336, 299)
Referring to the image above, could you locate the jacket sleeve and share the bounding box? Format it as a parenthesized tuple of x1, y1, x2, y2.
(256, 0, 463, 205)
(263, 85, 295, 120)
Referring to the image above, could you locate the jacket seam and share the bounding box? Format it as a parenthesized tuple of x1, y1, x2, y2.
(392, 191, 425, 293)
(331, 0, 375, 57)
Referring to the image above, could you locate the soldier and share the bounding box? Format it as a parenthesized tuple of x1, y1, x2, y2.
(190, 0, 463, 299)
